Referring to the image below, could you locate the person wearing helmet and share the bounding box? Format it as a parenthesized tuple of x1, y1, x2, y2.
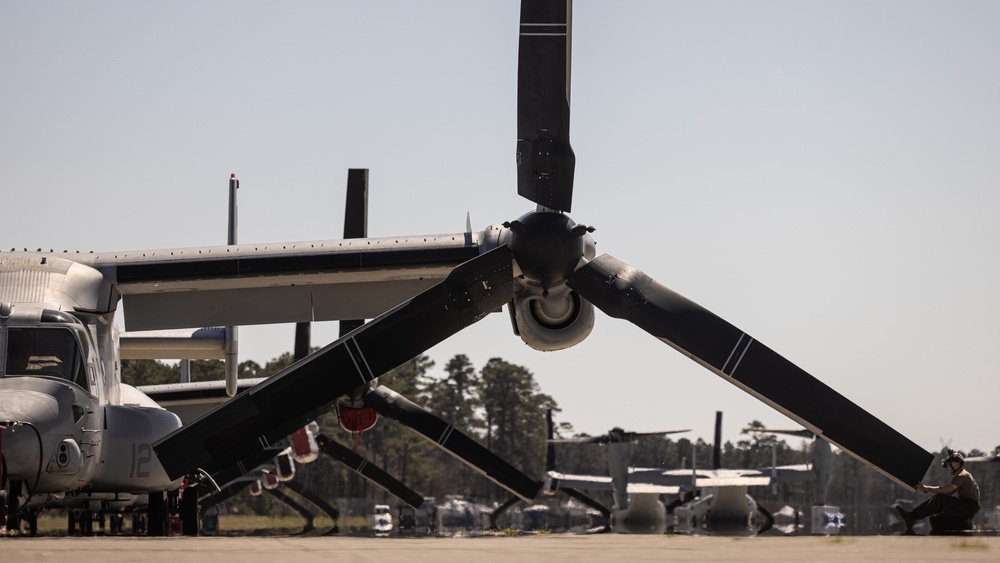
(894, 450, 980, 534)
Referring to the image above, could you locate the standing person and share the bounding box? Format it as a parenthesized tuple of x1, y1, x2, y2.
(894, 451, 980, 534)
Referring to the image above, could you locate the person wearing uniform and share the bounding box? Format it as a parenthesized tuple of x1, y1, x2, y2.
(894, 451, 980, 534)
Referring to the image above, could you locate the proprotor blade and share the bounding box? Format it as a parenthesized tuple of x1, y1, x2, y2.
(264, 488, 315, 533)
(568, 253, 935, 489)
(282, 478, 342, 524)
(516, 0, 575, 212)
(343, 169, 368, 240)
(153, 246, 514, 480)
(340, 168, 369, 337)
(209, 446, 286, 489)
(365, 385, 540, 502)
(314, 433, 424, 508)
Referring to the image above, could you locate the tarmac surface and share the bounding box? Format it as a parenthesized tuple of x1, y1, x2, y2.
(3, 534, 999, 562)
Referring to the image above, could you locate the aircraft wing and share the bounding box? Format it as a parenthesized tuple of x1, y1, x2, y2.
(626, 483, 681, 495)
(140, 378, 266, 424)
(964, 454, 1000, 464)
(764, 463, 818, 484)
(691, 475, 772, 487)
(78, 232, 481, 331)
(628, 468, 774, 488)
(545, 471, 679, 495)
(546, 471, 613, 490)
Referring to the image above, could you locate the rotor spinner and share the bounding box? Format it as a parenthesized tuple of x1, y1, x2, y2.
(504, 210, 594, 295)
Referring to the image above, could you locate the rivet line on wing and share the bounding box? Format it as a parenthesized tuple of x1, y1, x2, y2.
(438, 425, 455, 445)
(722, 333, 754, 377)
(257, 436, 270, 448)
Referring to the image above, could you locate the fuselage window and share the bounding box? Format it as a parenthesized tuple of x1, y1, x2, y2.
(3, 327, 88, 390)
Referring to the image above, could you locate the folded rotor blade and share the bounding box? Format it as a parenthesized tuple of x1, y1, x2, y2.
(567, 253, 934, 489)
(209, 446, 287, 489)
(516, 0, 575, 212)
(153, 245, 513, 480)
(282, 478, 342, 523)
(198, 479, 251, 505)
(265, 487, 315, 534)
(314, 433, 424, 508)
(365, 385, 541, 502)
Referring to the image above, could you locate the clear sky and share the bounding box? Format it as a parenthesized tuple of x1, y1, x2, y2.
(2, 1, 998, 459)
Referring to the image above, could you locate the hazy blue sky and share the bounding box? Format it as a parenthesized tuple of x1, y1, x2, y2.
(2, 1, 998, 458)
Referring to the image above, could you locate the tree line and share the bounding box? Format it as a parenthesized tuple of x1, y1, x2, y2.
(123, 353, 999, 533)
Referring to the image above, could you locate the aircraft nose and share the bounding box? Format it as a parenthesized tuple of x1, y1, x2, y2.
(0, 390, 60, 480)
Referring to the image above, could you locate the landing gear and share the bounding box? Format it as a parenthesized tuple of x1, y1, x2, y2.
(132, 513, 147, 535)
(180, 485, 199, 536)
(145, 486, 198, 536)
(147, 491, 166, 536)
(2, 480, 22, 536)
(755, 504, 775, 535)
(68, 509, 105, 536)
(108, 513, 124, 535)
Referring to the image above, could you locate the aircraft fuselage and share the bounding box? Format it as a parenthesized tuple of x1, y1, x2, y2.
(0, 259, 181, 506)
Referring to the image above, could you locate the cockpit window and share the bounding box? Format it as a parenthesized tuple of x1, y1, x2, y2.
(3, 327, 88, 390)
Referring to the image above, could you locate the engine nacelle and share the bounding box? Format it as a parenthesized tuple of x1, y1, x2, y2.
(290, 424, 319, 464)
(274, 449, 296, 482)
(338, 404, 378, 433)
(261, 471, 279, 490)
(511, 283, 594, 352)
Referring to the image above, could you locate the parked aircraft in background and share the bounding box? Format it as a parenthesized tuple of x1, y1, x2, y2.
(546, 411, 834, 535)
(545, 422, 689, 534)
(964, 452, 1000, 464)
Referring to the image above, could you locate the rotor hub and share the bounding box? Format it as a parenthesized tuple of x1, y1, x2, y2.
(505, 211, 593, 291)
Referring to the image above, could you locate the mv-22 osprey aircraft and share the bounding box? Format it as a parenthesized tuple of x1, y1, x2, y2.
(0, 168, 541, 535)
(2, 0, 934, 535)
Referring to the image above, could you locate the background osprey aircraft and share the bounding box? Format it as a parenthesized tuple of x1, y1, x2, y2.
(545, 422, 689, 534)
(544, 411, 832, 535)
(1, 0, 936, 534)
(663, 413, 834, 535)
